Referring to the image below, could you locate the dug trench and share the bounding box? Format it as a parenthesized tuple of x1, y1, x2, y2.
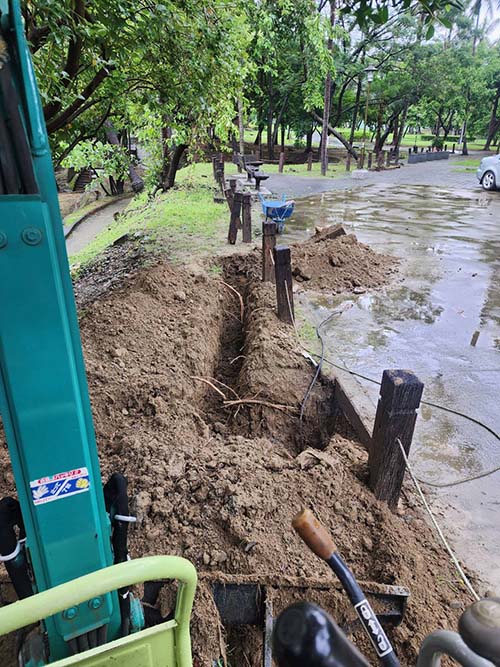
(0, 234, 475, 666)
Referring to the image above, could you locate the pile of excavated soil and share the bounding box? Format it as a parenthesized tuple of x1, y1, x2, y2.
(224, 228, 397, 297)
(291, 232, 397, 293)
(0, 240, 474, 666)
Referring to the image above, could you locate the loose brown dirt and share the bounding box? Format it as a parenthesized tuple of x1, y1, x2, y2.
(0, 233, 474, 666)
(291, 232, 397, 293)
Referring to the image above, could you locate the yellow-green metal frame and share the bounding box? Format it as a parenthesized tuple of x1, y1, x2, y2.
(0, 556, 197, 667)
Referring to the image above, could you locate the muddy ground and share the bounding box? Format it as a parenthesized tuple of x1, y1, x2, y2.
(0, 232, 474, 665)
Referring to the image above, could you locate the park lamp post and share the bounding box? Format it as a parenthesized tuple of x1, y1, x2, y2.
(362, 65, 377, 163)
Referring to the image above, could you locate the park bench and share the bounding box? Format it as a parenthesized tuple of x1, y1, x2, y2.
(233, 153, 270, 190)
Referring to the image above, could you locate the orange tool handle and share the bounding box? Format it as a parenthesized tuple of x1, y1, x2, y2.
(292, 508, 337, 561)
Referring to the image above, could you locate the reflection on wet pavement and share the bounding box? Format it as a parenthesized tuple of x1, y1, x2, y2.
(286, 184, 500, 591)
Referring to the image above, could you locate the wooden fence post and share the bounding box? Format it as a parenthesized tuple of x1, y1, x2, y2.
(279, 152, 285, 173)
(307, 151, 313, 171)
(367, 152, 372, 169)
(214, 155, 224, 188)
(242, 192, 252, 243)
(229, 177, 237, 193)
(224, 186, 234, 213)
(228, 192, 242, 245)
(274, 245, 294, 323)
(369, 369, 424, 510)
(385, 151, 391, 167)
(346, 153, 351, 172)
(262, 221, 277, 282)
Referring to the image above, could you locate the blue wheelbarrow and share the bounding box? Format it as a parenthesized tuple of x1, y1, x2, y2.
(259, 194, 295, 233)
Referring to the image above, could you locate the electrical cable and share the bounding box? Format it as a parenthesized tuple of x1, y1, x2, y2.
(316, 353, 500, 487)
(285, 294, 500, 486)
(318, 354, 500, 442)
(299, 308, 343, 422)
(397, 438, 480, 602)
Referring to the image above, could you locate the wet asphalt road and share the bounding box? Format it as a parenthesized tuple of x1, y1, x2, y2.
(266, 152, 481, 199)
(277, 154, 500, 592)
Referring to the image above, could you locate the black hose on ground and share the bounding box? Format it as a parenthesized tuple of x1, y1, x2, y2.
(104, 473, 132, 636)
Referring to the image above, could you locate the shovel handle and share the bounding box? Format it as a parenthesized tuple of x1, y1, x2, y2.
(292, 509, 336, 561)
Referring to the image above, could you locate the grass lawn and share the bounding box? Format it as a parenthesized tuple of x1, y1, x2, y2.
(452, 157, 482, 172)
(70, 167, 231, 267)
(243, 126, 487, 152)
(264, 161, 343, 177)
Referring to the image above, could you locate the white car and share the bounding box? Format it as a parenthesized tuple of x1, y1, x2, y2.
(477, 155, 500, 190)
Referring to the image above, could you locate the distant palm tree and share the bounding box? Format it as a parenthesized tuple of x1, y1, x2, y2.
(468, 0, 495, 52)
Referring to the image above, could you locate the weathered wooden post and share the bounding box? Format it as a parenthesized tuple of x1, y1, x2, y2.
(279, 152, 285, 174)
(228, 192, 242, 245)
(368, 369, 424, 510)
(242, 192, 252, 243)
(229, 177, 237, 193)
(346, 153, 351, 172)
(377, 151, 383, 170)
(385, 151, 391, 167)
(215, 158, 225, 190)
(358, 150, 365, 169)
(307, 151, 313, 171)
(274, 245, 294, 323)
(262, 221, 277, 282)
(224, 186, 234, 212)
(367, 152, 373, 169)
(452, 143, 456, 154)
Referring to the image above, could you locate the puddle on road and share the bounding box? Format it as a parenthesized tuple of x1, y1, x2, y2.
(283, 183, 500, 591)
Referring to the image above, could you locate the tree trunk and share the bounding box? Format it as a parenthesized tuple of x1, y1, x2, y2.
(306, 129, 313, 152)
(391, 114, 399, 146)
(320, 72, 332, 175)
(104, 120, 144, 193)
(161, 120, 172, 173)
(374, 101, 384, 154)
(312, 111, 358, 159)
(485, 86, 500, 150)
(267, 76, 274, 160)
(443, 110, 455, 141)
(254, 126, 263, 146)
(237, 96, 245, 155)
(349, 75, 362, 147)
(460, 116, 469, 156)
(394, 105, 408, 157)
(162, 143, 187, 190)
(320, 0, 335, 176)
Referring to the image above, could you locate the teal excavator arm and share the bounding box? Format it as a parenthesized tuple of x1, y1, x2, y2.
(0, 0, 126, 661)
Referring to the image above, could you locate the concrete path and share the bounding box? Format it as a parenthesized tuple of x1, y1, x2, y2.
(66, 198, 130, 256)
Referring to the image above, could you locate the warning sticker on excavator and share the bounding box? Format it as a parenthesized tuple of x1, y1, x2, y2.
(30, 468, 90, 506)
